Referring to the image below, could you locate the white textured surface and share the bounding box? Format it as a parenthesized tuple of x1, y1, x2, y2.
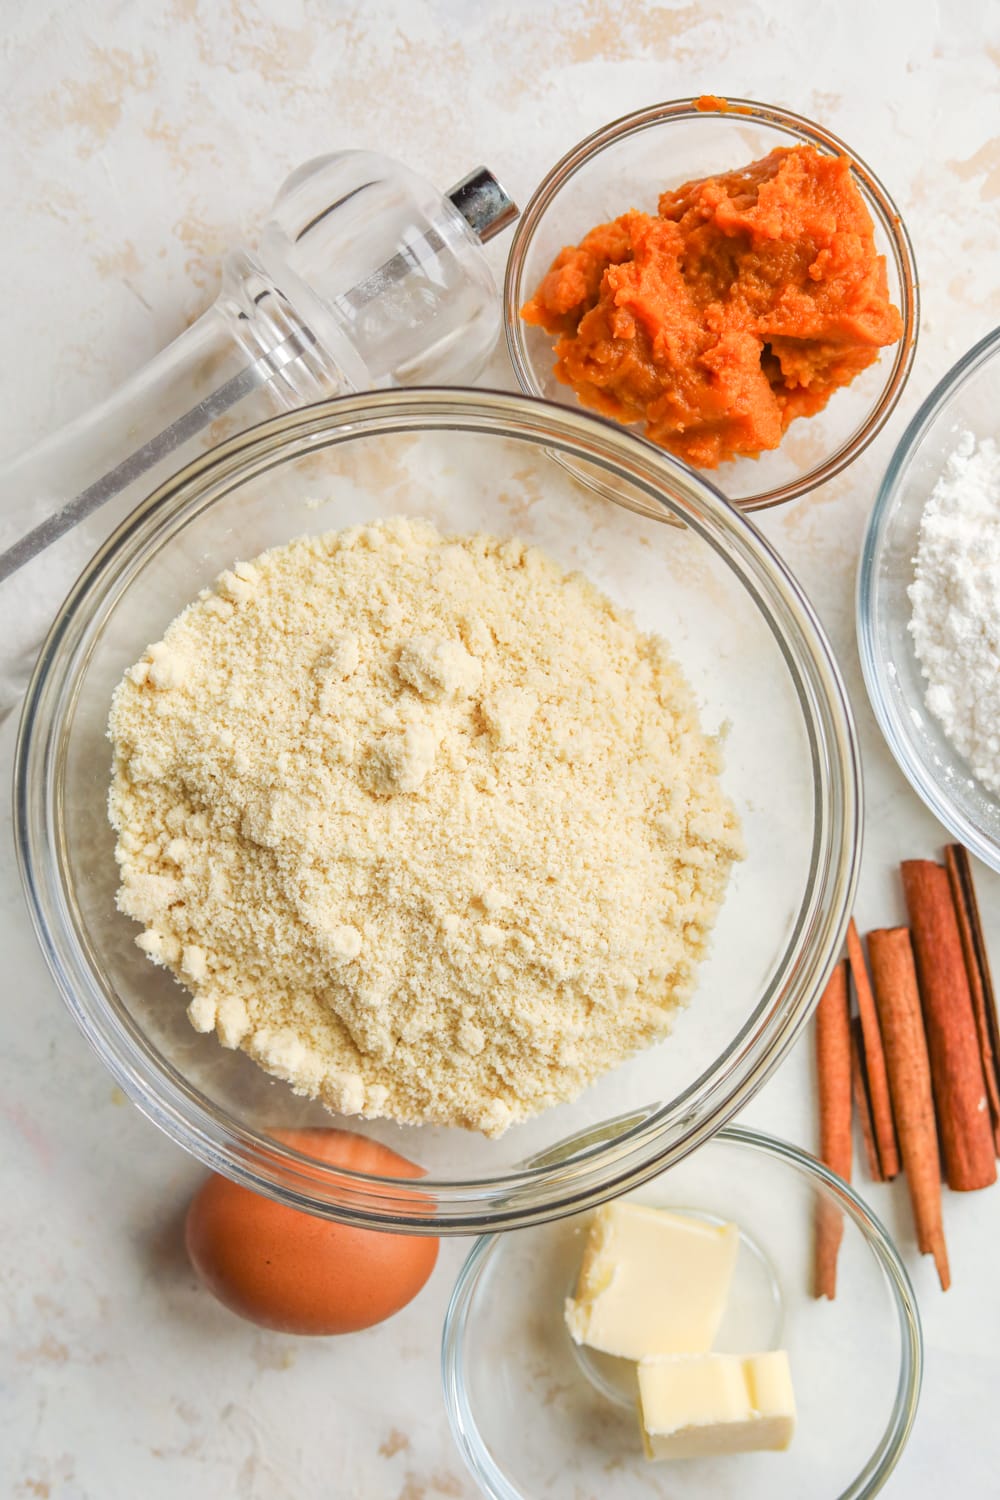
(3, 2, 1000, 1496)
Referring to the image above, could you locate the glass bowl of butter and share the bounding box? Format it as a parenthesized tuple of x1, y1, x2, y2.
(442, 1126, 921, 1498)
(16, 389, 859, 1232)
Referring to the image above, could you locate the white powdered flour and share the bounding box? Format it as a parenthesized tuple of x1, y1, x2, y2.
(909, 432, 1000, 792)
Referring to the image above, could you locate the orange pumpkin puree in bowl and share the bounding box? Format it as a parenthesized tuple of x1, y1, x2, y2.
(520, 146, 903, 469)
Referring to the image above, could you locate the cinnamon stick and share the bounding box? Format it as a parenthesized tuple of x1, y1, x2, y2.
(868, 927, 950, 1291)
(945, 844, 1000, 1154)
(850, 1018, 884, 1182)
(814, 960, 851, 1299)
(846, 918, 900, 1179)
(901, 859, 996, 1191)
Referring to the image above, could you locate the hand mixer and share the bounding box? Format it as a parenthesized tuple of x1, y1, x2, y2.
(0, 150, 517, 720)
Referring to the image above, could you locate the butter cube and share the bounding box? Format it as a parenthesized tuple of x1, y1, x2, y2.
(564, 1203, 739, 1361)
(638, 1350, 796, 1460)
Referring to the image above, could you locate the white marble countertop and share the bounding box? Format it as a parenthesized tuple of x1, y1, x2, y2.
(4, 2, 1000, 1496)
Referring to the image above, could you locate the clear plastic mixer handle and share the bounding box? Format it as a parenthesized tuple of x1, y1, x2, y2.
(0, 152, 516, 721)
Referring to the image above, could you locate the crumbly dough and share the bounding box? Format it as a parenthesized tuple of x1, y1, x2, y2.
(108, 518, 743, 1136)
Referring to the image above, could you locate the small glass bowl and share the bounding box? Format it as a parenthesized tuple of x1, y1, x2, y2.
(442, 1126, 922, 1500)
(858, 325, 1000, 873)
(15, 389, 860, 1232)
(504, 96, 918, 513)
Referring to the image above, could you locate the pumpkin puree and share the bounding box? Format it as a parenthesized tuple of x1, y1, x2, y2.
(520, 146, 903, 468)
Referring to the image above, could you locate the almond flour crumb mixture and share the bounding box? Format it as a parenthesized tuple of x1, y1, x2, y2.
(108, 518, 743, 1136)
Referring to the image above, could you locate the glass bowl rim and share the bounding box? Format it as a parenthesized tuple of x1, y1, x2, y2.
(857, 322, 1000, 874)
(441, 1123, 923, 1500)
(15, 386, 860, 1232)
(503, 93, 919, 514)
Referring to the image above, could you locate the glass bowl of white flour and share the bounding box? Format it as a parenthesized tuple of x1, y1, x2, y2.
(16, 389, 860, 1232)
(858, 324, 1000, 873)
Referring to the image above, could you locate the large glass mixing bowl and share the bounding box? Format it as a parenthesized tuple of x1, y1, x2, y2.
(14, 390, 860, 1232)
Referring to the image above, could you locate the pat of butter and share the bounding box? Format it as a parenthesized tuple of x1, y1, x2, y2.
(564, 1203, 739, 1360)
(638, 1350, 796, 1460)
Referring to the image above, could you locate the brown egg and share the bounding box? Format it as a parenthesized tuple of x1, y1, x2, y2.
(185, 1128, 439, 1334)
